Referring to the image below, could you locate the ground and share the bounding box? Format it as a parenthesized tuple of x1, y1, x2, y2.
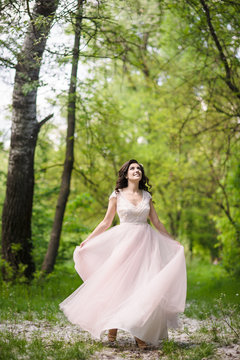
(0, 313, 239, 359)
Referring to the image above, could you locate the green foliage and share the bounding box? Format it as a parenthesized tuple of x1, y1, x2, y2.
(213, 152, 240, 277)
(0, 331, 99, 360)
(32, 127, 94, 268)
(0, 265, 82, 322)
(1, 0, 240, 277)
(22, 80, 43, 96)
(186, 259, 240, 319)
(162, 340, 215, 360)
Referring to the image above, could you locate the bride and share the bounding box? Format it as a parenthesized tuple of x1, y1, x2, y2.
(60, 159, 187, 349)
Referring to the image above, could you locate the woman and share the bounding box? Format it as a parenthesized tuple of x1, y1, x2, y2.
(59, 159, 187, 349)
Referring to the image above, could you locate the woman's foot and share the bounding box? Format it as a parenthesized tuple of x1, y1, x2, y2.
(134, 336, 147, 350)
(108, 328, 117, 342)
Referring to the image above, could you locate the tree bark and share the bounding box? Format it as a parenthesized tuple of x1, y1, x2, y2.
(41, 0, 84, 274)
(1, 0, 59, 280)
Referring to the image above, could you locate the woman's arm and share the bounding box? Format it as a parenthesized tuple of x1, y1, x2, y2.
(80, 197, 117, 247)
(148, 199, 172, 238)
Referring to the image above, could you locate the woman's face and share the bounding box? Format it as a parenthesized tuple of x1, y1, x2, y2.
(126, 162, 142, 182)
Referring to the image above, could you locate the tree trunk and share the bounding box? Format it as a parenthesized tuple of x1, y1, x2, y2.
(1, 0, 59, 280)
(41, 0, 84, 274)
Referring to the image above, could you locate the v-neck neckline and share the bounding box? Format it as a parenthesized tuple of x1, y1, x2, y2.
(120, 189, 144, 207)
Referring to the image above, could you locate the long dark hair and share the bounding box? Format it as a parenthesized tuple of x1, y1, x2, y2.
(115, 159, 152, 194)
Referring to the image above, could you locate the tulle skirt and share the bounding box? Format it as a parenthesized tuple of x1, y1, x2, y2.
(59, 222, 187, 345)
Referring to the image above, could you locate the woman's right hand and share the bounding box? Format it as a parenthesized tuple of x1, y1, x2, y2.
(80, 238, 89, 248)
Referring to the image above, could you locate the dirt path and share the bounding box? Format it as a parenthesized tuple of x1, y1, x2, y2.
(0, 315, 239, 359)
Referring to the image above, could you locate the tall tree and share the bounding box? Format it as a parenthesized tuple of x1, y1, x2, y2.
(41, 0, 84, 274)
(1, 0, 59, 280)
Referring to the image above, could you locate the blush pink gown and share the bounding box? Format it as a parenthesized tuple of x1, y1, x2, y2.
(59, 190, 187, 346)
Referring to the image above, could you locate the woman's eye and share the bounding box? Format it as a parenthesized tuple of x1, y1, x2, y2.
(129, 166, 141, 171)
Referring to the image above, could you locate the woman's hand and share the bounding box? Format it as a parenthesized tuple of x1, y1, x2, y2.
(80, 239, 88, 248)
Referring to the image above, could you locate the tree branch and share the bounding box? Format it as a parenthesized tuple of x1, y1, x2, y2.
(38, 114, 54, 129)
(73, 167, 106, 207)
(0, 56, 15, 68)
(200, 0, 240, 99)
(37, 163, 64, 173)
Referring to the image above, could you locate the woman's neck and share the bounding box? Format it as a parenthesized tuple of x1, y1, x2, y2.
(126, 181, 140, 193)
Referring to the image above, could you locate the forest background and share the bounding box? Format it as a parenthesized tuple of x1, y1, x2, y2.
(1, 0, 239, 277)
(0, 0, 240, 358)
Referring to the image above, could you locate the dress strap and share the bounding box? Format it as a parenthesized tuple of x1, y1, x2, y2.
(145, 191, 152, 200)
(109, 190, 118, 200)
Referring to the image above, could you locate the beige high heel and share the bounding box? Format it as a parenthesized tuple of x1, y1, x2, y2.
(134, 336, 147, 350)
(108, 328, 117, 342)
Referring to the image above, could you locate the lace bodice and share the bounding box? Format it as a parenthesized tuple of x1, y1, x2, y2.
(109, 189, 152, 224)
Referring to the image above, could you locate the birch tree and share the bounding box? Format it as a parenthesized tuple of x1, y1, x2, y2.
(1, 0, 59, 280)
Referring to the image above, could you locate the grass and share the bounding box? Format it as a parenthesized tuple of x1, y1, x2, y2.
(161, 340, 216, 360)
(186, 258, 240, 319)
(0, 331, 101, 360)
(0, 259, 239, 359)
(0, 263, 83, 322)
(1, 258, 239, 322)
